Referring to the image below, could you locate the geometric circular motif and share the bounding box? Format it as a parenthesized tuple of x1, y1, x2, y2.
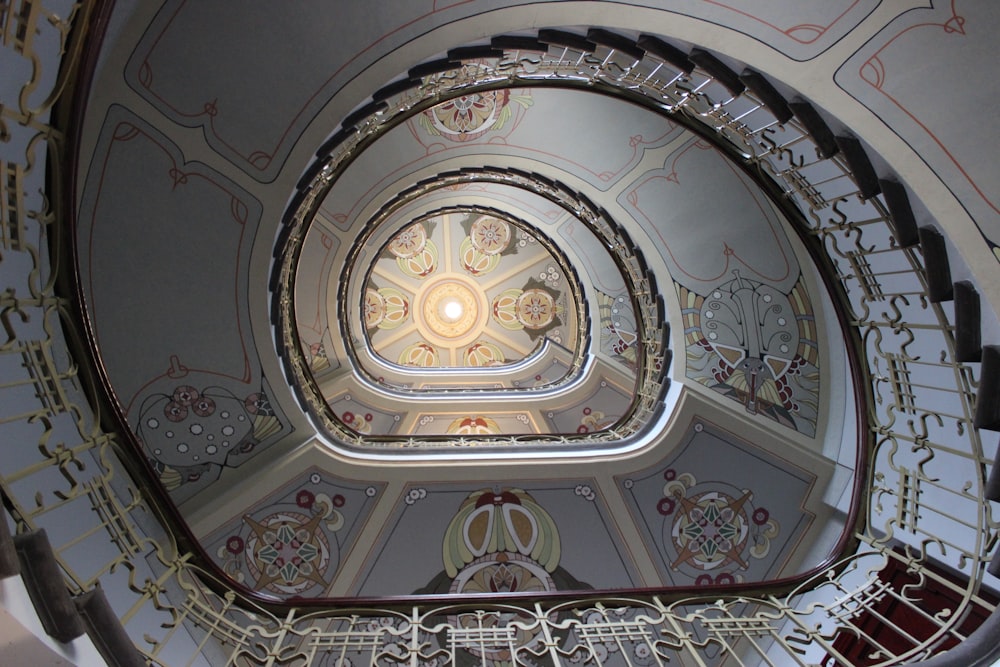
(363, 288, 386, 328)
(425, 88, 512, 141)
(412, 275, 490, 347)
(419, 279, 481, 339)
(516, 288, 556, 329)
(243, 511, 331, 595)
(355, 210, 580, 377)
(387, 222, 427, 258)
(669, 490, 750, 572)
(470, 216, 511, 254)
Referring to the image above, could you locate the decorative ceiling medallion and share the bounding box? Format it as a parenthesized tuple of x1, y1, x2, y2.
(358, 211, 580, 371)
(387, 222, 427, 258)
(415, 277, 486, 343)
(242, 511, 331, 595)
(286, 154, 665, 444)
(446, 415, 502, 435)
(363, 286, 409, 330)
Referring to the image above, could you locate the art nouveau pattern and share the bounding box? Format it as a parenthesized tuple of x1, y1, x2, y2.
(620, 420, 816, 587)
(204, 469, 382, 598)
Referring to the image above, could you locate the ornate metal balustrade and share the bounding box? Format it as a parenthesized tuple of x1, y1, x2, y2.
(1, 3, 998, 666)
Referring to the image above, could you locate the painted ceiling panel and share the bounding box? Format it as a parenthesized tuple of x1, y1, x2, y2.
(619, 418, 817, 586)
(836, 0, 1000, 252)
(647, 0, 880, 60)
(79, 107, 259, 402)
(121, 0, 879, 181)
(77, 106, 293, 504)
(621, 136, 800, 295)
(202, 468, 383, 599)
(353, 482, 639, 597)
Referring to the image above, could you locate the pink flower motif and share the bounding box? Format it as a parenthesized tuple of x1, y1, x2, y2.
(657, 497, 676, 515)
(752, 508, 770, 525)
(192, 396, 215, 417)
(164, 401, 188, 422)
(226, 536, 244, 554)
(172, 385, 199, 406)
(695, 574, 714, 586)
(296, 490, 315, 509)
(663, 469, 676, 481)
(332, 494, 345, 507)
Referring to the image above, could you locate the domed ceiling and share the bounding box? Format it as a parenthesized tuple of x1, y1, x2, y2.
(69, 1, 873, 601)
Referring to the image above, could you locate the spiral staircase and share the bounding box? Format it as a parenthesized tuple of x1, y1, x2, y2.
(2, 1, 1000, 665)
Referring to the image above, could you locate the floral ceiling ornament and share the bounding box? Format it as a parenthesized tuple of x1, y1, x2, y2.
(242, 511, 331, 595)
(137, 381, 280, 491)
(442, 488, 561, 579)
(446, 415, 502, 436)
(418, 69, 533, 142)
(657, 469, 779, 580)
(398, 341, 439, 367)
(388, 221, 438, 279)
(464, 341, 505, 366)
(460, 215, 517, 276)
(416, 487, 585, 666)
(679, 272, 820, 436)
(363, 286, 409, 330)
(597, 290, 639, 369)
(491, 278, 563, 338)
(218, 483, 349, 597)
(360, 211, 581, 375)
